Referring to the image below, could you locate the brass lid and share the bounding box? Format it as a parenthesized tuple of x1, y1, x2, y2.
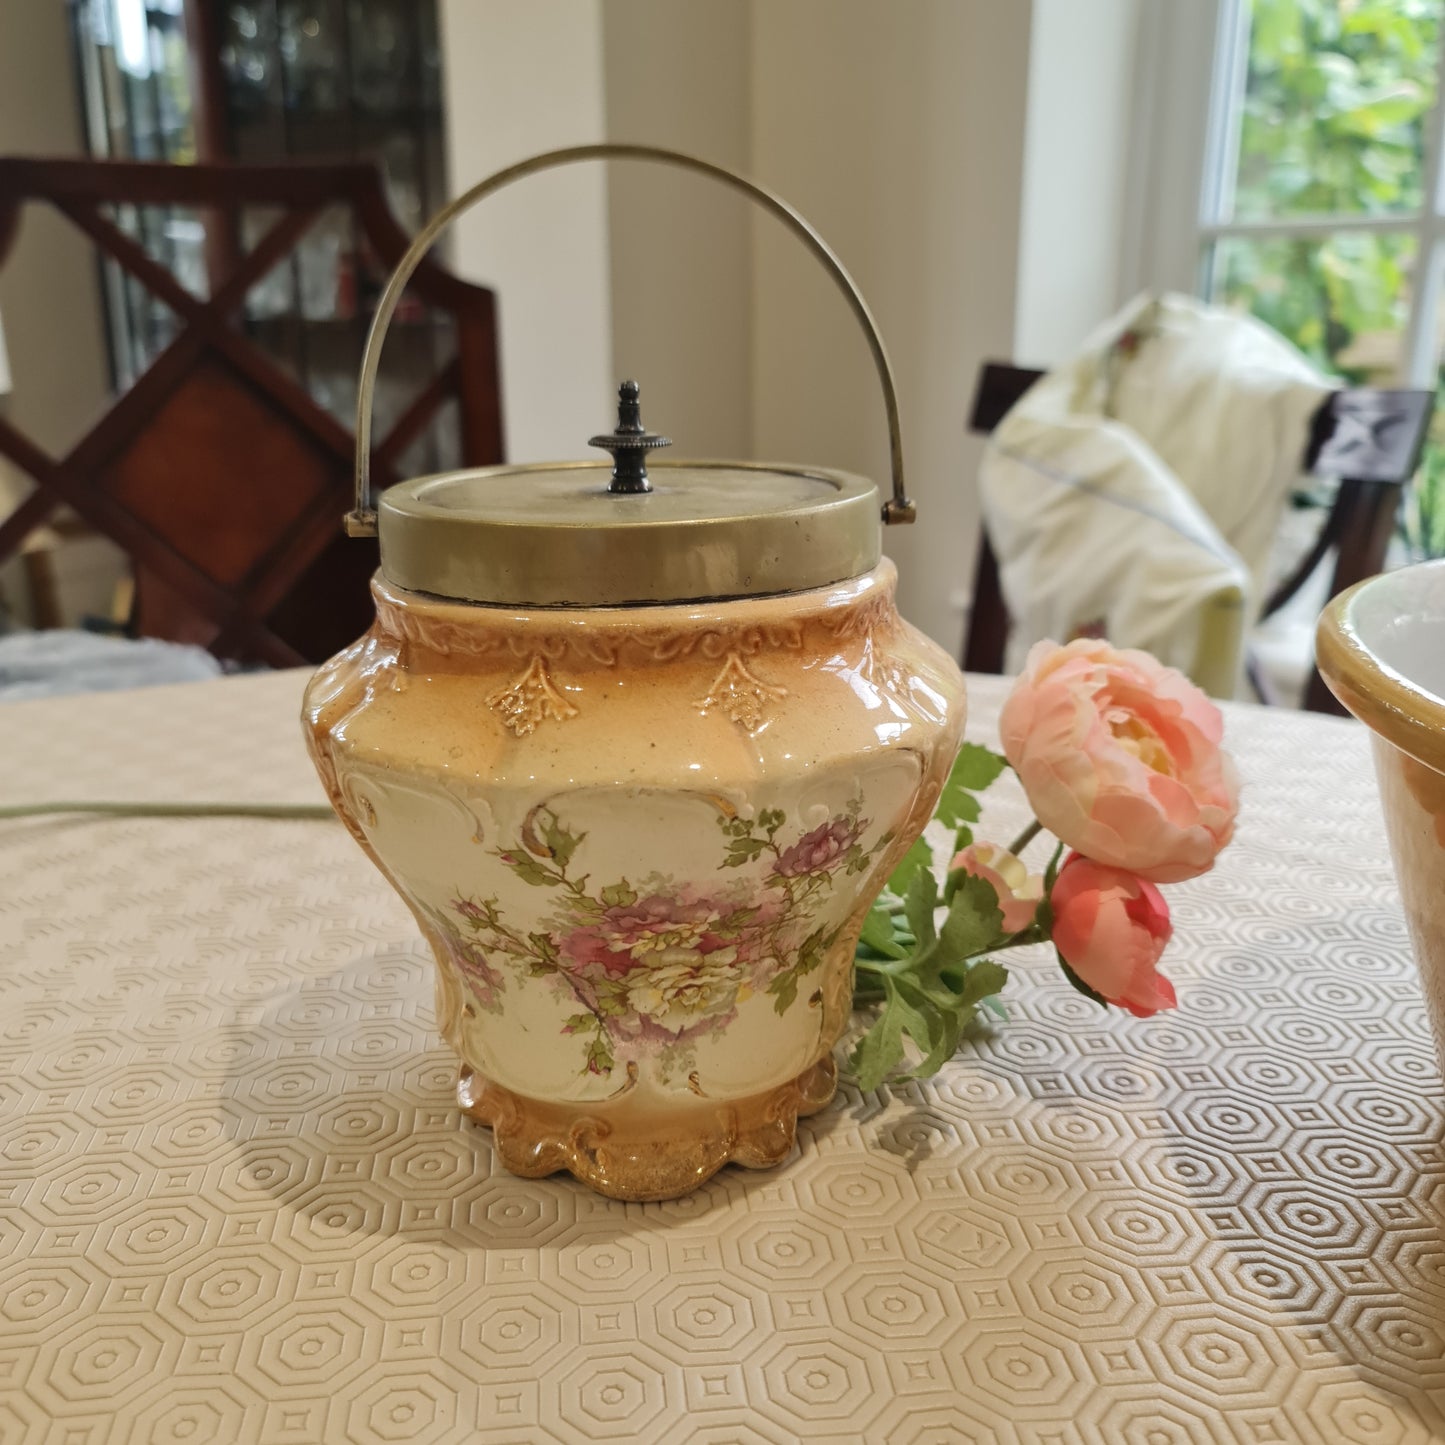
(377, 384, 881, 607)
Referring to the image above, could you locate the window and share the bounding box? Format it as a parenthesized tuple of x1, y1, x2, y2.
(1196, 0, 1445, 560)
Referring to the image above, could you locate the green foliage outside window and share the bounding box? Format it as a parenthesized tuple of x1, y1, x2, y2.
(1234, 0, 1440, 221)
(1212, 0, 1445, 559)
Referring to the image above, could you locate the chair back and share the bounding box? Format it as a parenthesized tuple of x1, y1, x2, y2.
(963, 360, 1433, 713)
(0, 158, 503, 665)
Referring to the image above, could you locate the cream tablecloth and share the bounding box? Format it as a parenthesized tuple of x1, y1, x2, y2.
(1, 669, 1442, 1444)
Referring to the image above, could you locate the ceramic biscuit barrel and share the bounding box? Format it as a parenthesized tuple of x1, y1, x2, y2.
(303, 145, 968, 1199)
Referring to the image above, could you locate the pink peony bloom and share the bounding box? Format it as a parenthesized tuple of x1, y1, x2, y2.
(774, 817, 862, 877)
(1050, 853, 1175, 1017)
(561, 894, 735, 977)
(999, 639, 1239, 884)
(949, 842, 1042, 934)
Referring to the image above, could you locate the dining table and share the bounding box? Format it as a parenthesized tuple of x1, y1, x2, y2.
(2, 666, 1443, 1444)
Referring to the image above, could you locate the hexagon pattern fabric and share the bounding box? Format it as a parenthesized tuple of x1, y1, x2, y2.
(2, 669, 1444, 1443)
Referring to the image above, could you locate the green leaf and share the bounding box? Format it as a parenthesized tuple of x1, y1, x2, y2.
(903, 867, 939, 950)
(886, 836, 933, 896)
(950, 741, 1010, 791)
(936, 873, 1004, 966)
(851, 977, 910, 1092)
(898, 978, 961, 1078)
(884, 975, 944, 1060)
(767, 928, 831, 1017)
(718, 906, 760, 933)
(723, 836, 768, 868)
(939, 791, 981, 826)
(585, 1034, 616, 1075)
(600, 881, 637, 908)
(1036, 839, 1065, 936)
(845, 741, 1026, 1093)
(503, 853, 558, 888)
(850, 954, 1011, 1091)
(561, 1012, 595, 1034)
(527, 932, 560, 966)
(907, 958, 1009, 1076)
(934, 742, 1008, 828)
(947, 956, 1010, 1007)
(942, 865, 967, 907)
(796, 927, 829, 975)
(859, 903, 908, 960)
(769, 969, 800, 1015)
(1042, 840, 1065, 892)
(540, 812, 584, 869)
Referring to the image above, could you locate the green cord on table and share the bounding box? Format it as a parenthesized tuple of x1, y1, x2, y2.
(0, 801, 337, 821)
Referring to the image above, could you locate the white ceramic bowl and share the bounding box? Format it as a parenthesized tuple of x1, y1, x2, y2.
(1317, 560, 1445, 1066)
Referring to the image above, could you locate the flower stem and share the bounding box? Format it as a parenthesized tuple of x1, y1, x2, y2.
(1006, 818, 1043, 857)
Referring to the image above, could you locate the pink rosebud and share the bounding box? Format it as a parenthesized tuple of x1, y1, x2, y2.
(1000, 639, 1239, 883)
(1050, 853, 1175, 1017)
(949, 842, 1042, 934)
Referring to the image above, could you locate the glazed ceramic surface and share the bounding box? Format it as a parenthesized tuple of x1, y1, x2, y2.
(1318, 559, 1445, 1065)
(304, 558, 965, 1198)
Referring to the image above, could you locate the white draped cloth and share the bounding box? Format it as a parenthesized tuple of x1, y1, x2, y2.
(979, 294, 1331, 697)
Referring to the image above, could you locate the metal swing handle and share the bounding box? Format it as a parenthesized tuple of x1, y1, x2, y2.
(346, 143, 914, 535)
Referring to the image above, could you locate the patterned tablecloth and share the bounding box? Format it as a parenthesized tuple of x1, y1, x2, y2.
(2, 669, 1443, 1444)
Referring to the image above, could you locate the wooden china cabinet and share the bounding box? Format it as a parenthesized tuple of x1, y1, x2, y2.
(68, 0, 459, 475)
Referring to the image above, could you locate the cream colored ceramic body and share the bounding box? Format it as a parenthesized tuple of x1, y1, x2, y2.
(304, 558, 965, 1199)
(1318, 560, 1445, 1067)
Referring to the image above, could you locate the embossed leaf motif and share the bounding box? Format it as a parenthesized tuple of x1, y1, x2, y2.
(698, 653, 787, 731)
(486, 657, 579, 737)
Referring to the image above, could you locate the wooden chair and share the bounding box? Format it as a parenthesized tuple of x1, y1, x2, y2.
(0, 158, 503, 666)
(962, 362, 1434, 714)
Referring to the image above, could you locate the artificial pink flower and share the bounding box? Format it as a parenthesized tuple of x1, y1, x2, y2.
(1050, 853, 1175, 1017)
(949, 842, 1042, 934)
(999, 639, 1239, 884)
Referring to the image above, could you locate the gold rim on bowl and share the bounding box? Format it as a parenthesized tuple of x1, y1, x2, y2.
(1316, 560, 1445, 775)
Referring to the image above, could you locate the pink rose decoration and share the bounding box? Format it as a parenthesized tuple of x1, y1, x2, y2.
(999, 639, 1239, 883)
(560, 894, 733, 977)
(774, 817, 863, 877)
(1050, 854, 1175, 1017)
(949, 842, 1042, 934)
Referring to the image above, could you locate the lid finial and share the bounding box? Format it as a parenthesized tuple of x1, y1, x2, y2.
(589, 380, 672, 494)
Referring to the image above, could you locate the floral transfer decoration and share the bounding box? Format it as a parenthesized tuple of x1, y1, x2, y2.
(439, 803, 889, 1079)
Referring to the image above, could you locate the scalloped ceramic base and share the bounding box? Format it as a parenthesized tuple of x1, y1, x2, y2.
(457, 1055, 839, 1201)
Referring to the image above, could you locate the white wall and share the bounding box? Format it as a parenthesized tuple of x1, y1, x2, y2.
(1014, 0, 1141, 365)
(749, 0, 1033, 651)
(440, 0, 1144, 655)
(438, 0, 614, 462)
(602, 1, 753, 459)
(1120, 0, 1224, 298)
(0, 0, 121, 627)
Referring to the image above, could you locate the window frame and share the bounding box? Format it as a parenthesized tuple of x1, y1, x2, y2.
(1127, 0, 1445, 391)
